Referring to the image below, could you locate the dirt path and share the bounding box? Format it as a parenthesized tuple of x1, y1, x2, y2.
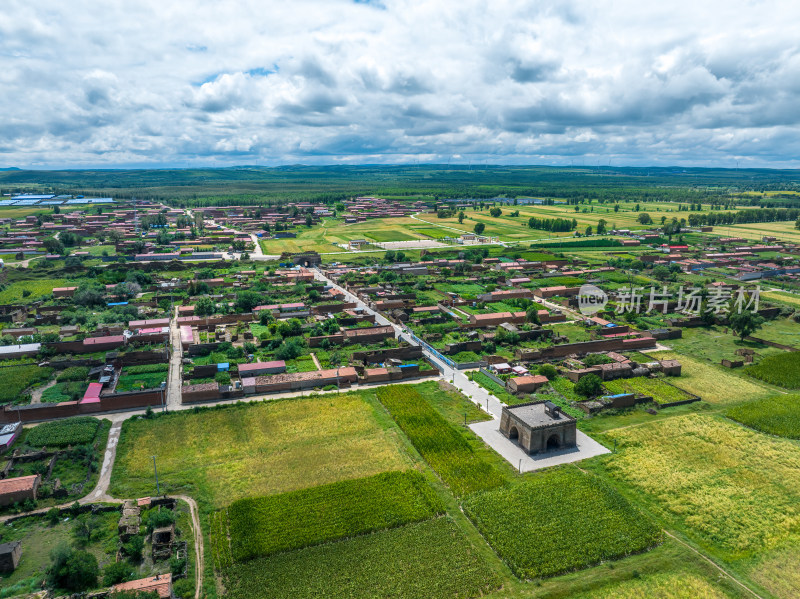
(84, 415, 127, 503)
(29, 379, 57, 404)
(310, 352, 322, 370)
(663, 530, 764, 599)
(172, 494, 204, 599)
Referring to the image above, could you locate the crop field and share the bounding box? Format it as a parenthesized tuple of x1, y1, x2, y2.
(414, 202, 751, 242)
(603, 377, 695, 405)
(762, 290, 800, 308)
(222, 518, 501, 599)
(366, 229, 418, 242)
(40, 381, 89, 403)
(110, 394, 411, 507)
(375, 385, 506, 496)
(744, 351, 800, 388)
(599, 414, 800, 557)
(115, 371, 167, 391)
(25, 417, 100, 447)
(410, 226, 452, 239)
(0, 278, 69, 303)
(649, 351, 771, 404)
(221, 471, 444, 562)
(568, 572, 733, 598)
(724, 221, 800, 243)
(0, 365, 54, 404)
(726, 394, 800, 438)
(463, 468, 661, 579)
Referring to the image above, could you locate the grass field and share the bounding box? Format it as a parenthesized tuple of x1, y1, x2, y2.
(222, 518, 501, 599)
(567, 571, 733, 598)
(0, 278, 69, 303)
(110, 394, 411, 508)
(597, 414, 800, 558)
(726, 394, 800, 438)
(648, 351, 771, 404)
(723, 221, 800, 244)
(0, 510, 120, 594)
(662, 326, 784, 364)
(463, 468, 662, 580)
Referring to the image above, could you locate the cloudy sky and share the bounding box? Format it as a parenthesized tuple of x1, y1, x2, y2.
(2, 0, 800, 168)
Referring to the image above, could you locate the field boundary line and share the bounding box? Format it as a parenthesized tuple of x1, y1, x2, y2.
(662, 530, 764, 599)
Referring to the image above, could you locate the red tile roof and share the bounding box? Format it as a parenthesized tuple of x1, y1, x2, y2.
(113, 574, 172, 599)
(0, 475, 39, 495)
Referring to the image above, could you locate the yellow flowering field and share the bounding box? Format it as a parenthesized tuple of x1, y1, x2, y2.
(604, 414, 800, 557)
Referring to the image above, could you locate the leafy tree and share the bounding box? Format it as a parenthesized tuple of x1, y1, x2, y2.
(652, 265, 672, 281)
(458, 211, 465, 224)
(637, 213, 653, 225)
(235, 290, 262, 312)
(474, 223, 486, 235)
(526, 305, 541, 324)
(74, 288, 105, 307)
(123, 535, 144, 563)
(538, 364, 558, 379)
(194, 296, 215, 317)
(47, 507, 61, 525)
(728, 310, 765, 341)
(489, 207, 502, 217)
(47, 543, 98, 592)
(574, 374, 602, 397)
(275, 337, 305, 360)
(43, 237, 65, 255)
(103, 560, 134, 586)
(596, 219, 607, 235)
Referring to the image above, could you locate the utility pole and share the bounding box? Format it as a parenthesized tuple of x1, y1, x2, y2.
(152, 455, 160, 495)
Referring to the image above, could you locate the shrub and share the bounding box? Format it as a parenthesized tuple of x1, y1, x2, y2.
(122, 535, 144, 562)
(574, 374, 602, 397)
(56, 367, 89, 382)
(538, 364, 558, 379)
(173, 578, 194, 599)
(103, 560, 134, 586)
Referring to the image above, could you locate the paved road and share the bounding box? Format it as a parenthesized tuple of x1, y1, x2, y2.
(313, 267, 610, 470)
(167, 308, 183, 410)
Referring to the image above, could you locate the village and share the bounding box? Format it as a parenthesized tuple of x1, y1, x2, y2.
(0, 191, 799, 599)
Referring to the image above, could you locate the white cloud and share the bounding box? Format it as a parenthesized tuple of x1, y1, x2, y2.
(1, 0, 800, 167)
